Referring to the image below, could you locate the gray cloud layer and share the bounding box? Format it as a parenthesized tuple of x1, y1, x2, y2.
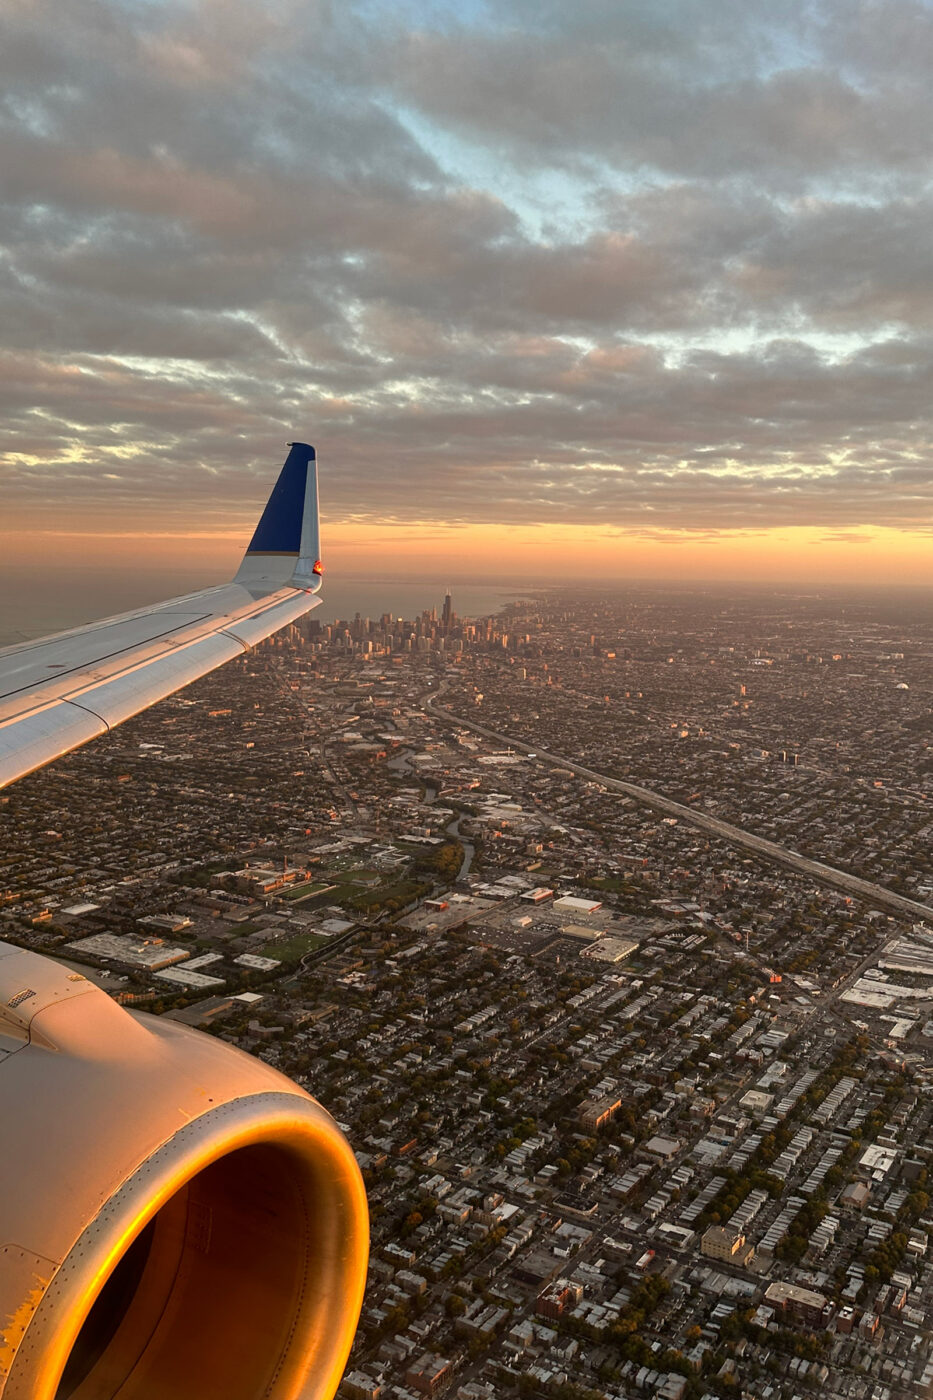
(1, 0, 932, 534)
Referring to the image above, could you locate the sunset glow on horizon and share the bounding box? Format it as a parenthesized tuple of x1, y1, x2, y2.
(1, 0, 932, 588)
(2, 517, 931, 593)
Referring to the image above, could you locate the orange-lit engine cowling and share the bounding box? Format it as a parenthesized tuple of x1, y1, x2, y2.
(0, 943, 368, 1400)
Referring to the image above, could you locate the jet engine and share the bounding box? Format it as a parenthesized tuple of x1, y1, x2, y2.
(0, 942, 368, 1400)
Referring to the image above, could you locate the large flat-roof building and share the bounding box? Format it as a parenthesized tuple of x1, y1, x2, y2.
(404, 1354, 452, 1398)
(764, 1280, 831, 1330)
(701, 1225, 754, 1267)
(64, 934, 190, 970)
(578, 1096, 622, 1132)
(581, 936, 637, 963)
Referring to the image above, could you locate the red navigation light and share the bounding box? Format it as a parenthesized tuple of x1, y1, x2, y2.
(312, 559, 324, 576)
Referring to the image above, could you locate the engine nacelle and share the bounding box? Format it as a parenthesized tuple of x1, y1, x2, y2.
(0, 942, 368, 1400)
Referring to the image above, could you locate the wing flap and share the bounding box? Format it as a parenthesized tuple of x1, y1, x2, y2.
(64, 632, 245, 730)
(0, 610, 219, 724)
(219, 589, 318, 648)
(0, 703, 107, 790)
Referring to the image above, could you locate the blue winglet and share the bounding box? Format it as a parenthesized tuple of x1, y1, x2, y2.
(246, 442, 315, 555)
(235, 441, 322, 593)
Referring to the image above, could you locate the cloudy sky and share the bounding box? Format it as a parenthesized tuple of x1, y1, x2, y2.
(2, 0, 932, 586)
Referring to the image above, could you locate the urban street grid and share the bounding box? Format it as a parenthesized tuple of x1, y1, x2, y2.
(2, 584, 932, 1400)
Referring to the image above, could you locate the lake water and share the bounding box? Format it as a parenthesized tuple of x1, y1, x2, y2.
(0, 566, 539, 647)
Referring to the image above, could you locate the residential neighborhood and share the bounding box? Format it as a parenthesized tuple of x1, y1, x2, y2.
(2, 585, 931, 1400)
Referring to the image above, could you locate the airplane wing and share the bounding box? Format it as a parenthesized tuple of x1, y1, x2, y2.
(0, 441, 324, 790)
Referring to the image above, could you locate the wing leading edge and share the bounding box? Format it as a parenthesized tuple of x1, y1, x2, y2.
(0, 442, 324, 790)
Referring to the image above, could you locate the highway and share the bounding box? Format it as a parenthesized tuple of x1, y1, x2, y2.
(424, 693, 933, 928)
